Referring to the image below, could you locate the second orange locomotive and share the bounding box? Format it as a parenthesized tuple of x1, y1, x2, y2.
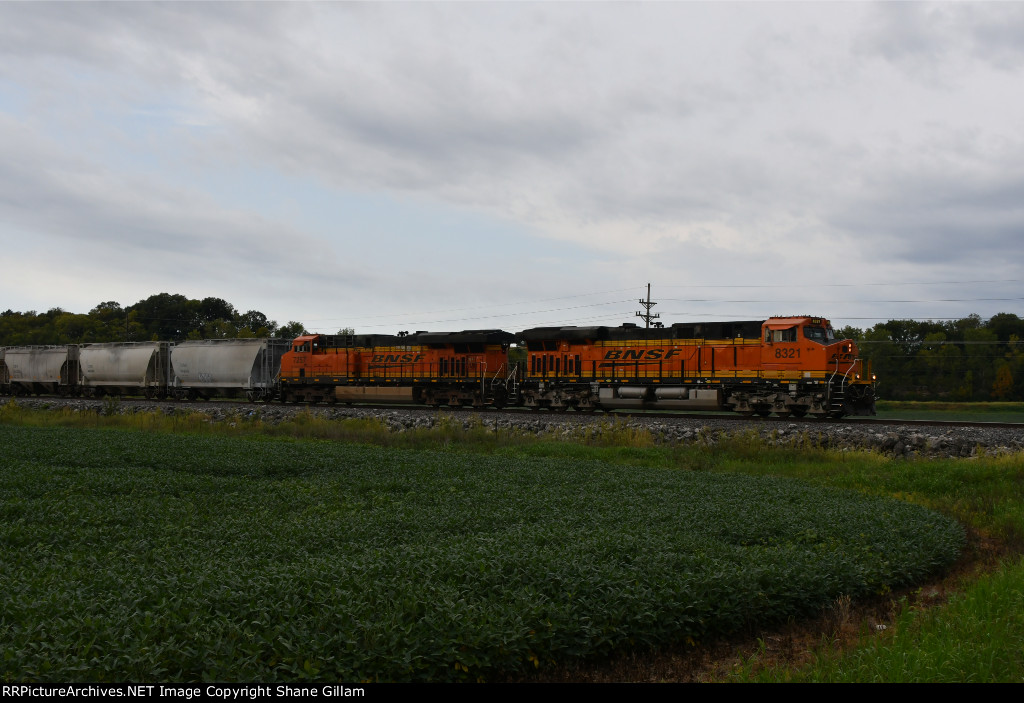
(278, 330, 516, 407)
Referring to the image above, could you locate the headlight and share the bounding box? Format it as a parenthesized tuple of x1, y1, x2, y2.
(871, 374, 877, 381)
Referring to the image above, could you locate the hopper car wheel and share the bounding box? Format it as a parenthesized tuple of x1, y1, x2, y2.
(775, 411, 791, 418)
(246, 390, 257, 403)
(756, 410, 772, 418)
(790, 408, 808, 418)
(144, 389, 155, 400)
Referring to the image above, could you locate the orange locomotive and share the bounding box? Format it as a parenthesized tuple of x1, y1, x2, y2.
(278, 330, 516, 408)
(517, 315, 875, 417)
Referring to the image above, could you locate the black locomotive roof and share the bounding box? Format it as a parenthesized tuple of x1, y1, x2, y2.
(669, 320, 764, 340)
(518, 326, 609, 342)
(320, 330, 514, 348)
(414, 329, 515, 345)
(518, 320, 766, 342)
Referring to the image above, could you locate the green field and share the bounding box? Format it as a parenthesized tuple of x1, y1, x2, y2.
(2, 401, 1023, 682)
(0, 420, 966, 683)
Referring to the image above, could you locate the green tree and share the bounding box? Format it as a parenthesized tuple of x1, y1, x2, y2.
(128, 293, 191, 340)
(837, 325, 863, 341)
(992, 364, 1014, 400)
(276, 321, 306, 339)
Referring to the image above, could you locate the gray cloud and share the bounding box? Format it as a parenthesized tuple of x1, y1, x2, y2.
(2, 2, 1023, 329)
(0, 113, 359, 288)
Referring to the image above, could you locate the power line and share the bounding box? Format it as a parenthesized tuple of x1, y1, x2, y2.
(304, 288, 641, 323)
(658, 279, 1024, 289)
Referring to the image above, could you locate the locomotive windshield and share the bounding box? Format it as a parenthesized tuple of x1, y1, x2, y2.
(803, 326, 836, 344)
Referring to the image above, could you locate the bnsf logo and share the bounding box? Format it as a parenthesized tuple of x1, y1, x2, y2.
(602, 349, 680, 360)
(372, 353, 425, 363)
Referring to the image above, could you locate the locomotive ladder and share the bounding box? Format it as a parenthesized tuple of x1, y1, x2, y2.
(828, 378, 846, 415)
(490, 363, 519, 402)
(827, 359, 857, 416)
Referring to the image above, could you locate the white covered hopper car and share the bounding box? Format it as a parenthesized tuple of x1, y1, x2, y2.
(170, 339, 290, 401)
(79, 342, 172, 399)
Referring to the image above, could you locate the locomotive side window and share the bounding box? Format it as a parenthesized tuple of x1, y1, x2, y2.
(770, 328, 797, 343)
(803, 326, 837, 344)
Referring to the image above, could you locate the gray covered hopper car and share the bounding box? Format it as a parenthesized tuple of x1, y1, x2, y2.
(171, 339, 289, 401)
(3, 346, 79, 396)
(79, 342, 172, 399)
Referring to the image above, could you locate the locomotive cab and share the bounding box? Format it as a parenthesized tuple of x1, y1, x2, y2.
(761, 316, 874, 417)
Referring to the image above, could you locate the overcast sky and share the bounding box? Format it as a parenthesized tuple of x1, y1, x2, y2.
(2, 1, 1023, 334)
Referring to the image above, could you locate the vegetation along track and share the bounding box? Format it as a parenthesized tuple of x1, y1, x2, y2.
(5, 394, 1022, 459)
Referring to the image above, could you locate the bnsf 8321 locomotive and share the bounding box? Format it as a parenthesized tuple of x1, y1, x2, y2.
(516, 315, 874, 418)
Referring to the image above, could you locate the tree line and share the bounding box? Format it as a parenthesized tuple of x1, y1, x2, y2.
(0, 293, 307, 346)
(838, 313, 1024, 401)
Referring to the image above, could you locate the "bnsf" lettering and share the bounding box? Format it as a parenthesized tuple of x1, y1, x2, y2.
(602, 349, 680, 360)
(371, 354, 426, 363)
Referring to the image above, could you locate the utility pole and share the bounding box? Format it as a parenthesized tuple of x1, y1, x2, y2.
(636, 283, 660, 329)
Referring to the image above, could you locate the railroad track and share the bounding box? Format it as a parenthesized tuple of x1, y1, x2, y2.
(5, 393, 1023, 431)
